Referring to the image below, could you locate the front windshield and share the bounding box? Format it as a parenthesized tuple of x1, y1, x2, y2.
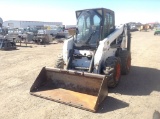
(75, 10, 101, 47)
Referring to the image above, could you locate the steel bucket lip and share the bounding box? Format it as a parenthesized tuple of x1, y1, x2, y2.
(30, 90, 98, 112)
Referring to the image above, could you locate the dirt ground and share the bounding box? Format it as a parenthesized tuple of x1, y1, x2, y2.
(0, 31, 160, 119)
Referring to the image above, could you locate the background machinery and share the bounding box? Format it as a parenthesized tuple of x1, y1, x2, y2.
(0, 38, 16, 50)
(154, 26, 160, 35)
(0, 17, 16, 50)
(33, 29, 53, 44)
(30, 8, 131, 112)
(138, 24, 151, 31)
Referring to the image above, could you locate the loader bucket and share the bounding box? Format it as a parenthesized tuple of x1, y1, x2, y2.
(30, 67, 108, 112)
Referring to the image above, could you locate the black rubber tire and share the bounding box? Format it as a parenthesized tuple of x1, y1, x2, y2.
(119, 50, 131, 75)
(54, 54, 64, 68)
(103, 57, 121, 88)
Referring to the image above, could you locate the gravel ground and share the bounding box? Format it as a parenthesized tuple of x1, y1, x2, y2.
(0, 31, 160, 119)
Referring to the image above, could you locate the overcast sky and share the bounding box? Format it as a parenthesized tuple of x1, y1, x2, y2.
(0, 0, 160, 25)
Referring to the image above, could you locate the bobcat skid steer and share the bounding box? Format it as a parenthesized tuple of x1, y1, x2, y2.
(30, 8, 131, 112)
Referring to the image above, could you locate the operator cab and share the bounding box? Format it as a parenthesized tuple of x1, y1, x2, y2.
(74, 8, 115, 49)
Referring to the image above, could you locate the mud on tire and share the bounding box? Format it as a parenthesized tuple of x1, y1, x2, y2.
(103, 57, 121, 88)
(119, 50, 131, 75)
(54, 54, 64, 68)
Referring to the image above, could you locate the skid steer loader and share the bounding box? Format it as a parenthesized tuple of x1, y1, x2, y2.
(30, 8, 131, 112)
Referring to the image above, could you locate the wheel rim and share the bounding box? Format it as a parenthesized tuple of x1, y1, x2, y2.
(115, 63, 121, 81)
(127, 56, 131, 70)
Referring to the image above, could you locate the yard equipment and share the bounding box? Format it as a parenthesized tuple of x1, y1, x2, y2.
(154, 30, 160, 35)
(49, 25, 64, 38)
(138, 24, 151, 31)
(128, 22, 139, 31)
(30, 8, 131, 112)
(33, 29, 53, 44)
(6, 28, 37, 46)
(154, 26, 160, 35)
(0, 38, 16, 50)
(6, 28, 23, 41)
